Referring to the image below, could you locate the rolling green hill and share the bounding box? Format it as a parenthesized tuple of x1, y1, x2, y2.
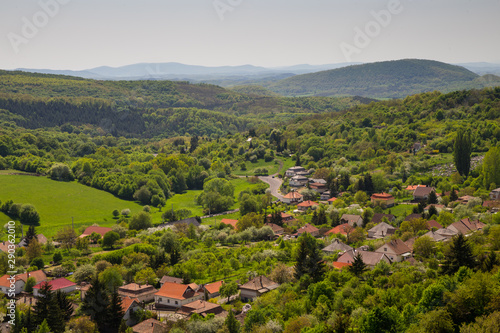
(0, 70, 365, 138)
(267, 59, 500, 98)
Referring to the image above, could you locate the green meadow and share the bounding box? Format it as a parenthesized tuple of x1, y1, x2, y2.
(0, 173, 144, 237)
(0, 174, 267, 238)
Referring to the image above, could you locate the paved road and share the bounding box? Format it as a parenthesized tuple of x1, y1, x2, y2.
(258, 175, 283, 201)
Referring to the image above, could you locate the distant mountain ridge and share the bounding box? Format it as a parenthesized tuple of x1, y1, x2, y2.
(14, 62, 360, 81)
(266, 59, 500, 98)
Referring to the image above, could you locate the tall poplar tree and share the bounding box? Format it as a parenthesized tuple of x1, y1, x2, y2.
(453, 129, 472, 176)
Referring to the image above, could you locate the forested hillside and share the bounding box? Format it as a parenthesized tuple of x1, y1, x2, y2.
(267, 59, 500, 98)
(0, 70, 364, 138)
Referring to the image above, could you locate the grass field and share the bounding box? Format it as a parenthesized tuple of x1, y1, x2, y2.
(0, 174, 268, 237)
(233, 159, 281, 176)
(384, 203, 416, 219)
(0, 174, 144, 237)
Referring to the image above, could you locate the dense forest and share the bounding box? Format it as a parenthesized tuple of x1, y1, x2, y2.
(267, 59, 500, 98)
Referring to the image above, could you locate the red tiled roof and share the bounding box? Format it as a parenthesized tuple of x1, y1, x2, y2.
(327, 197, 337, 202)
(406, 185, 424, 191)
(265, 223, 285, 234)
(155, 282, 198, 300)
(0, 270, 47, 288)
(326, 223, 353, 236)
(283, 191, 303, 199)
(80, 226, 112, 238)
(204, 281, 224, 294)
(297, 200, 319, 207)
(371, 193, 394, 200)
(220, 219, 238, 228)
(33, 277, 76, 291)
(121, 297, 140, 313)
(332, 262, 351, 270)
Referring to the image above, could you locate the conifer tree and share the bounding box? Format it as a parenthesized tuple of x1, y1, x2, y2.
(294, 232, 325, 282)
(25, 225, 37, 247)
(108, 291, 125, 333)
(225, 310, 241, 333)
(442, 233, 475, 275)
(55, 290, 73, 321)
(453, 129, 472, 176)
(81, 276, 110, 332)
(349, 252, 367, 277)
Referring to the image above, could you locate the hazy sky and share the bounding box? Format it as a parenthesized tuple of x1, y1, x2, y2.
(1, 0, 499, 70)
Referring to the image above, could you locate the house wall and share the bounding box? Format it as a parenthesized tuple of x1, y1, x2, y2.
(371, 198, 395, 207)
(240, 289, 261, 302)
(124, 303, 141, 326)
(490, 191, 500, 200)
(0, 280, 25, 295)
(155, 294, 203, 308)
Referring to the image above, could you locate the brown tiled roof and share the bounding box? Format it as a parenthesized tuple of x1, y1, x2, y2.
(155, 282, 199, 300)
(404, 213, 423, 222)
(337, 250, 390, 266)
(160, 276, 183, 284)
(322, 239, 353, 253)
(413, 186, 434, 197)
(239, 276, 279, 292)
(204, 281, 224, 294)
(264, 223, 284, 234)
(368, 222, 396, 237)
(382, 239, 412, 255)
(132, 318, 167, 333)
(283, 191, 303, 199)
(179, 300, 222, 314)
(296, 223, 319, 234)
(297, 200, 319, 207)
(371, 213, 395, 224)
(341, 214, 362, 225)
(426, 220, 443, 230)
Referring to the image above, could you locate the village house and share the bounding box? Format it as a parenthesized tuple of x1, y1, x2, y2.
(178, 300, 225, 318)
(423, 230, 447, 242)
(370, 193, 395, 207)
(18, 234, 48, 247)
(412, 186, 435, 202)
(322, 239, 353, 254)
(447, 218, 486, 235)
(239, 276, 279, 302)
(266, 212, 295, 224)
(281, 191, 303, 204)
(289, 175, 308, 187)
(160, 275, 183, 286)
(118, 283, 158, 303)
(285, 166, 306, 177)
(154, 282, 203, 308)
(121, 297, 142, 326)
(220, 219, 238, 229)
(489, 188, 500, 200)
(435, 228, 458, 240)
(202, 280, 224, 299)
(426, 220, 443, 230)
(297, 200, 319, 212)
(79, 226, 113, 239)
(341, 214, 363, 227)
(320, 191, 331, 201)
(309, 183, 328, 193)
(375, 239, 412, 262)
(265, 223, 285, 235)
(367, 222, 397, 239)
(132, 318, 167, 333)
(295, 223, 319, 237)
(0, 270, 46, 295)
(33, 277, 77, 297)
(337, 250, 391, 267)
(371, 213, 395, 224)
(327, 197, 337, 205)
(325, 223, 353, 237)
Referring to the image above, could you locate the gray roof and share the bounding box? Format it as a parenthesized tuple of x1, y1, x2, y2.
(322, 239, 353, 253)
(422, 231, 447, 242)
(368, 222, 396, 238)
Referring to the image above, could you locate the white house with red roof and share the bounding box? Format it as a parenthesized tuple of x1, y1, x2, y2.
(370, 193, 395, 207)
(154, 282, 203, 308)
(202, 280, 224, 299)
(33, 277, 76, 297)
(282, 191, 303, 204)
(0, 270, 46, 295)
(118, 283, 158, 303)
(121, 296, 142, 326)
